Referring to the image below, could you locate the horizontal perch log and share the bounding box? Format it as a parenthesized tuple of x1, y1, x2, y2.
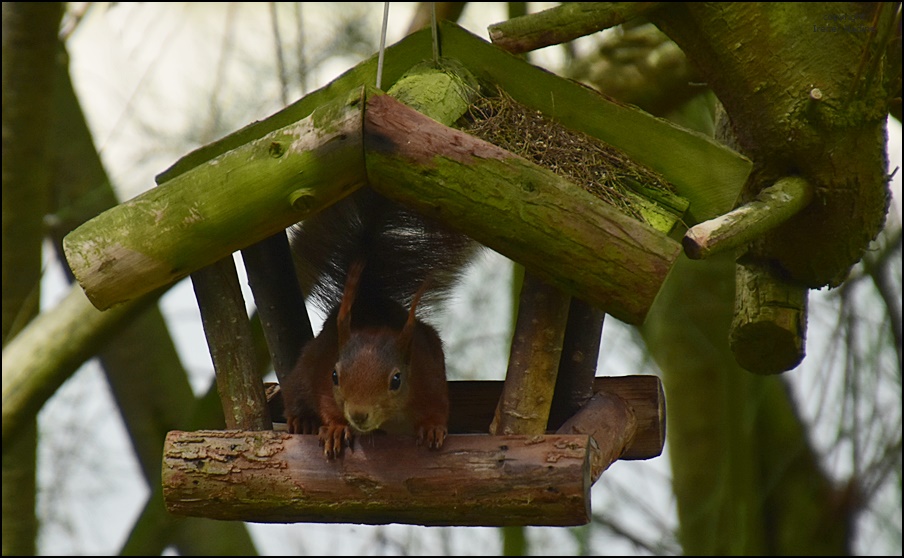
(267, 376, 665, 461)
(453, 376, 666, 462)
(163, 430, 591, 526)
(365, 93, 681, 325)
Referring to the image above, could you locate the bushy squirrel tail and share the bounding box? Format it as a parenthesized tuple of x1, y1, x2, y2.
(290, 188, 478, 313)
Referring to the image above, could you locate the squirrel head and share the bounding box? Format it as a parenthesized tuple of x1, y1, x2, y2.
(331, 259, 429, 434)
(332, 332, 412, 433)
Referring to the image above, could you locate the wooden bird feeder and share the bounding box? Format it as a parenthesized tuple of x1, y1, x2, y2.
(63, 22, 751, 526)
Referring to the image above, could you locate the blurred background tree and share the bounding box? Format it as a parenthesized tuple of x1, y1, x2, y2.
(2, 2, 900, 555)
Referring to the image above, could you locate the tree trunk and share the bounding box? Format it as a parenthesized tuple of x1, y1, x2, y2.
(650, 3, 894, 287)
(641, 254, 850, 554)
(43, 41, 260, 555)
(1, 4, 64, 555)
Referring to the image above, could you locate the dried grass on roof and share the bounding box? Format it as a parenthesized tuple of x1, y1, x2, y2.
(460, 89, 677, 223)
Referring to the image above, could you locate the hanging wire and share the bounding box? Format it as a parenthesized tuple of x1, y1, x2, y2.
(376, 2, 390, 89)
(431, 2, 439, 64)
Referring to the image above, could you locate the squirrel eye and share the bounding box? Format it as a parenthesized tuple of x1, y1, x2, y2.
(389, 371, 402, 391)
(331, 369, 339, 386)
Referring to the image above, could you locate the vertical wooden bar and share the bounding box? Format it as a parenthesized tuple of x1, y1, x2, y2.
(548, 299, 605, 428)
(491, 272, 572, 436)
(240, 231, 313, 384)
(191, 256, 271, 430)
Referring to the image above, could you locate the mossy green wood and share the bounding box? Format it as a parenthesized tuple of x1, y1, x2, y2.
(364, 90, 680, 325)
(63, 89, 367, 310)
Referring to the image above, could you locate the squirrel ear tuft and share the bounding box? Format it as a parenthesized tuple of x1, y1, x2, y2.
(337, 259, 365, 348)
(398, 277, 430, 356)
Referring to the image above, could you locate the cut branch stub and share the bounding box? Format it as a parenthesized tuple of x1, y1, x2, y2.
(162, 430, 591, 526)
(364, 91, 681, 325)
(730, 259, 808, 374)
(652, 3, 894, 287)
(63, 88, 367, 310)
(683, 176, 814, 260)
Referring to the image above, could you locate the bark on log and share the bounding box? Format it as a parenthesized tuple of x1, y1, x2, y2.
(240, 231, 313, 384)
(548, 301, 605, 428)
(491, 272, 571, 436)
(163, 430, 591, 526)
(191, 257, 271, 431)
(557, 390, 638, 482)
(730, 259, 808, 374)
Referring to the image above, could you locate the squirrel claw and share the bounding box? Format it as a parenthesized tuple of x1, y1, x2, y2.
(286, 415, 320, 435)
(319, 424, 353, 458)
(286, 416, 303, 435)
(417, 425, 447, 450)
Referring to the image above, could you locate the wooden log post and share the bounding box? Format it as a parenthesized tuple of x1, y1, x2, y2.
(191, 257, 271, 431)
(491, 272, 572, 437)
(488, 13, 626, 476)
(240, 231, 313, 384)
(548, 300, 606, 428)
(162, 430, 591, 526)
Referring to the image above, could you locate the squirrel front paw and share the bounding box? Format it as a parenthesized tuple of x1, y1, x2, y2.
(319, 424, 353, 458)
(416, 424, 447, 450)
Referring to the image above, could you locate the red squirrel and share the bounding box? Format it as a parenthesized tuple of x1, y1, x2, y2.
(281, 188, 475, 457)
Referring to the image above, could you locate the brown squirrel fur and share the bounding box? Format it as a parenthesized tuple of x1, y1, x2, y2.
(282, 188, 474, 457)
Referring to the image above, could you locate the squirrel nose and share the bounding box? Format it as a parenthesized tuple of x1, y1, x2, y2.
(350, 411, 370, 429)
